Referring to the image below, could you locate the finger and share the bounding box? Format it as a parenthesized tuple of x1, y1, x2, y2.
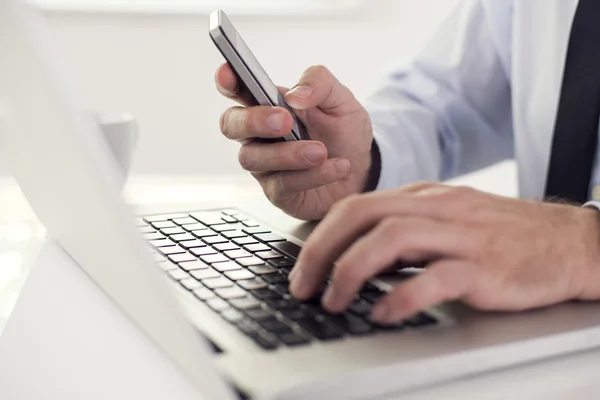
(284, 65, 360, 114)
(220, 106, 294, 141)
(371, 260, 473, 324)
(291, 186, 474, 294)
(260, 158, 351, 206)
(214, 63, 255, 107)
(238, 140, 327, 172)
(320, 217, 476, 312)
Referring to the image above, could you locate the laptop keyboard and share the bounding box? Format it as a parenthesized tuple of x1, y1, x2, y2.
(140, 209, 438, 351)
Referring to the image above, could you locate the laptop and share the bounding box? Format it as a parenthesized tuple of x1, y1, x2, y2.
(3, 1, 600, 399)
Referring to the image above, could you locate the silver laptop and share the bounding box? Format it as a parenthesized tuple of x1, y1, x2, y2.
(3, 1, 600, 399)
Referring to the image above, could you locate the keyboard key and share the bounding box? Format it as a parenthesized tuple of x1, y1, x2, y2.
(200, 254, 229, 264)
(193, 287, 215, 301)
(225, 269, 255, 281)
(178, 260, 210, 271)
(348, 299, 372, 316)
(180, 278, 203, 291)
(256, 250, 284, 260)
(190, 247, 218, 257)
(192, 229, 218, 238)
(245, 308, 275, 321)
(233, 237, 258, 246)
(168, 253, 198, 264)
(138, 226, 156, 234)
(157, 261, 178, 272)
(203, 277, 234, 289)
(238, 278, 269, 291)
(169, 233, 196, 242)
(212, 261, 242, 272)
(221, 209, 239, 216)
(323, 313, 374, 335)
(248, 332, 278, 350)
(259, 319, 294, 334)
(242, 226, 271, 235)
(268, 258, 295, 269)
(221, 309, 244, 323)
(262, 274, 289, 284)
(242, 220, 261, 227)
(181, 223, 207, 232)
(221, 215, 238, 223)
(211, 224, 238, 232)
(278, 333, 310, 346)
(145, 214, 187, 223)
(229, 297, 261, 310)
(191, 212, 226, 226)
(215, 286, 247, 300)
(255, 233, 286, 243)
(271, 284, 291, 297)
(168, 269, 190, 281)
(214, 242, 239, 252)
(144, 232, 165, 241)
(249, 265, 278, 275)
(270, 241, 302, 259)
(152, 253, 167, 263)
(250, 288, 281, 300)
(243, 243, 270, 253)
(172, 217, 197, 226)
(237, 257, 266, 267)
(265, 298, 299, 310)
(149, 238, 175, 248)
(222, 230, 248, 239)
(190, 269, 220, 280)
(297, 318, 344, 341)
(203, 235, 228, 245)
(150, 221, 177, 229)
(179, 240, 207, 249)
(157, 248, 180, 260)
(206, 298, 230, 312)
(224, 249, 252, 259)
(280, 308, 317, 322)
(405, 313, 438, 328)
(161, 227, 186, 236)
(235, 319, 259, 335)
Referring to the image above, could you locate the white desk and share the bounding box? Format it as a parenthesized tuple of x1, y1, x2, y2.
(2, 162, 600, 399)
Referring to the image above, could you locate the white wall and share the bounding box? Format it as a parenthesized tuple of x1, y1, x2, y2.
(36, 0, 460, 176)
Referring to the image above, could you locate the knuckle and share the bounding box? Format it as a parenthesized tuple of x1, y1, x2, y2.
(237, 145, 254, 171)
(333, 193, 363, 215)
(390, 289, 418, 313)
(333, 262, 365, 287)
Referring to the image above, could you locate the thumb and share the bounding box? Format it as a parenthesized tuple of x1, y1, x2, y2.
(285, 65, 358, 114)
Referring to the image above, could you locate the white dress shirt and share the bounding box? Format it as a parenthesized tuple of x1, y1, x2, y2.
(364, 0, 600, 202)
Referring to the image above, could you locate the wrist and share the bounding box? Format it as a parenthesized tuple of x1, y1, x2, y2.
(574, 207, 600, 300)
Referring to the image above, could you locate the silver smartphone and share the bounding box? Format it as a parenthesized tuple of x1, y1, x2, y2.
(210, 9, 309, 142)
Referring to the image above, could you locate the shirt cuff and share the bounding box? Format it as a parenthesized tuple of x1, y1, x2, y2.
(584, 201, 600, 211)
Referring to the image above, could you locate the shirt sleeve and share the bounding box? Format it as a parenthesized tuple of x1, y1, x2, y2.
(364, 0, 514, 191)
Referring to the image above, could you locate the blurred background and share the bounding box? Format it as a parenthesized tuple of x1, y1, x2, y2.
(1, 0, 460, 177)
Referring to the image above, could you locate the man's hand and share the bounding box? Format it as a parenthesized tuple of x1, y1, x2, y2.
(289, 183, 600, 324)
(215, 63, 373, 221)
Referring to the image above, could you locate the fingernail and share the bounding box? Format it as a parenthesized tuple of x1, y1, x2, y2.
(287, 85, 313, 99)
(288, 265, 298, 281)
(335, 159, 351, 173)
(371, 303, 390, 323)
(323, 286, 340, 310)
(302, 145, 325, 164)
(266, 112, 284, 132)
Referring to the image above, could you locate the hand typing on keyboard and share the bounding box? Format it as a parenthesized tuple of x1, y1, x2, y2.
(290, 183, 600, 326)
(215, 63, 374, 221)
(142, 210, 438, 351)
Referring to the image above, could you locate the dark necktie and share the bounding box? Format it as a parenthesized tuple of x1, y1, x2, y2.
(545, 0, 600, 204)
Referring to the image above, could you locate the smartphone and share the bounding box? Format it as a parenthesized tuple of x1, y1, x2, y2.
(210, 9, 309, 142)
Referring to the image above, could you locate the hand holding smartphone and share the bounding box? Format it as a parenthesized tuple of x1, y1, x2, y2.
(210, 10, 309, 142)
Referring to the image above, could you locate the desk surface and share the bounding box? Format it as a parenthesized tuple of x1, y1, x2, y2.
(5, 162, 600, 398)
